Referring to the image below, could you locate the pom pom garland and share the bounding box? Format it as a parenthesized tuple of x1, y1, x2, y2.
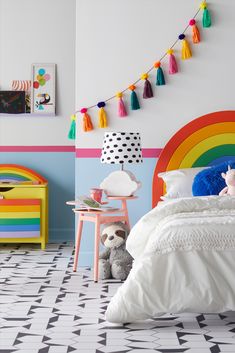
(81, 108, 94, 132)
(81, 108, 87, 114)
(68, 2, 212, 138)
(178, 34, 192, 60)
(68, 114, 76, 140)
(200, 1, 211, 28)
(167, 49, 178, 74)
(129, 85, 140, 110)
(97, 101, 105, 108)
(97, 101, 108, 128)
(189, 19, 201, 43)
(189, 19, 196, 26)
(154, 61, 165, 86)
(141, 73, 154, 98)
(178, 33, 185, 40)
(116, 92, 127, 117)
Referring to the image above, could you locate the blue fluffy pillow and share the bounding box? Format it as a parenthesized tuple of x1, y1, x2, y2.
(192, 161, 235, 196)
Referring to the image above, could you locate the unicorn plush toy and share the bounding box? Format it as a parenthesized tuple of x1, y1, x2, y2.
(219, 165, 235, 196)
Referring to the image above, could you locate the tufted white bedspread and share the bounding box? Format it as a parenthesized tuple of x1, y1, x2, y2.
(106, 196, 235, 323)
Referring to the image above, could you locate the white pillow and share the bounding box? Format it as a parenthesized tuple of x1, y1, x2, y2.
(158, 167, 209, 200)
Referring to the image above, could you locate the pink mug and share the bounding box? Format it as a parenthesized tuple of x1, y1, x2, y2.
(90, 188, 103, 203)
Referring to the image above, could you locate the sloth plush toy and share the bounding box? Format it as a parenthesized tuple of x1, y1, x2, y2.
(99, 222, 133, 280)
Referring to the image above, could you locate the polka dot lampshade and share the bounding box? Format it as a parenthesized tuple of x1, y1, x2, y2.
(101, 132, 143, 165)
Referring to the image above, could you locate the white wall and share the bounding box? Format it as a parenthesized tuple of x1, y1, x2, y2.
(0, 0, 76, 146)
(76, 0, 235, 149)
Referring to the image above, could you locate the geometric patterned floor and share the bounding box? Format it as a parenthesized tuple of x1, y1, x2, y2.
(0, 243, 235, 353)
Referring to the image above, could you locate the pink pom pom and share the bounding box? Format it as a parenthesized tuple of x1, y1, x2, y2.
(118, 97, 127, 117)
(189, 19, 196, 26)
(81, 108, 87, 114)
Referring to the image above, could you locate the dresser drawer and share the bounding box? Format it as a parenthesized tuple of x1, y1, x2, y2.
(0, 199, 41, 239)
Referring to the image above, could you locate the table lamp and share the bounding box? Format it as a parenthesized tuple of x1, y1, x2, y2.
(100, 132, 143, 196)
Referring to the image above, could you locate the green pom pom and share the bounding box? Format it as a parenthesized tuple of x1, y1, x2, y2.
(130, 90, 140, 110)
(156, 67, 165, 86)
(68, 119, 76, 140)
(203, 8, 211, 28)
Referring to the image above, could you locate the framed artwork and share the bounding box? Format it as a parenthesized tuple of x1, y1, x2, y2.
(31, 63, 56, 115)
(12, 80, 32, 113)
(0, 91, 25, 114)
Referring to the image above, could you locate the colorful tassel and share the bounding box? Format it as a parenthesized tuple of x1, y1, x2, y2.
(141, 73, 153, 99)
(167, 49, 178, 74)
(189, 19, 200, 43)
(116, 92, 127, 117)
(200, 2, 211, 28)
(68, 114, 76, 140)
(97, 101, 108, 128)
(154, 61, 165, 86)
(81, 108, 93, 132)
(178, 34, 192, 60)
(129, 85, 140, 110)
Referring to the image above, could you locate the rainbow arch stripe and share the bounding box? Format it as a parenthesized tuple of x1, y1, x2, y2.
(152, 111, 235, 207)
(0, 164, 47, 184)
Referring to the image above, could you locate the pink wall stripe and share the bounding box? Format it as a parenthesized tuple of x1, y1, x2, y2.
(0, 146, 75, 152)
(76, 148, 102, 158)
(0, 146, 162, 157)
(142, 148, 162, 158)
(75, 148, 162, 158)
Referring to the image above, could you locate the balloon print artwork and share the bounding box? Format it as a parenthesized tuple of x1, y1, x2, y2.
(31, 63, 56, 115)
(33, 68, 51, 89)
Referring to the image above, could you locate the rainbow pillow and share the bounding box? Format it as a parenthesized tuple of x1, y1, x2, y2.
(192, 161, 235, 196)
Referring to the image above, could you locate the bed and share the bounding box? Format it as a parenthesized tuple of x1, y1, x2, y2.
(106, 110, 235, 323)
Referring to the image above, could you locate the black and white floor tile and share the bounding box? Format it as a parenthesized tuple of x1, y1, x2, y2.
(0, 243, 235, 353)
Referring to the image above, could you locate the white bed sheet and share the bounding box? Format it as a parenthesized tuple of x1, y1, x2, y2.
(106, 196, 235, 323)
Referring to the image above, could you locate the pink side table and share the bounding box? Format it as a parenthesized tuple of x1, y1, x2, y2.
(72, 196, 137, 282)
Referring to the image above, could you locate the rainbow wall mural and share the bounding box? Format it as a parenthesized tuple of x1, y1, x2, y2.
(152, 111, 235, 207)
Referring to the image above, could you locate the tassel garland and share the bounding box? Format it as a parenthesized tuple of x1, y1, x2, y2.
(179, 34, 192, 60)
(154, 61, 165, 86)
(200, 2, 211, 28)
(116, 92, 127, 117)
(129, 85, 140, 110)
(167, 49, 178, 74)
(67, 3, 212, 138)
(141, 73, 153, 98)
(97, 101, 108, 128)
(68, 114, 76, 140)
(81, 108, 94, 132)
(189, 19, 200, 43)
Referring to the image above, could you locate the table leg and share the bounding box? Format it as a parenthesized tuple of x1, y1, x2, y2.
(94, 214, 101, 282)
(122, 199, 130, 230)
(73, 215, 83, 272)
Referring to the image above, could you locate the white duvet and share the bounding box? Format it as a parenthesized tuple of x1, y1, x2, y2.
(106, 196, 235, 323)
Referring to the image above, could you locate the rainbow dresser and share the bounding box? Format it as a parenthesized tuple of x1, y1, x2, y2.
(0, 164, 48, 249)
